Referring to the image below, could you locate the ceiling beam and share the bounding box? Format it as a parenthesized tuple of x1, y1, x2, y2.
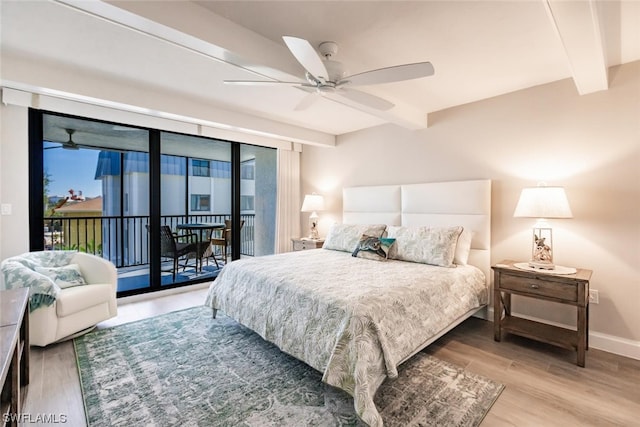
(543, 0, 608, 95)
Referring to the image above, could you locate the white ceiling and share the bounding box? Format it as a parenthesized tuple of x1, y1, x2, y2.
(1, 0, 639, 137)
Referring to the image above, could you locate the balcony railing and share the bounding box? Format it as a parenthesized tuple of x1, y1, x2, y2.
(43, 214, 255, 268)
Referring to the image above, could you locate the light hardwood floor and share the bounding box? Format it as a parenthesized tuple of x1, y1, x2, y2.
(23, 287, 640, 426)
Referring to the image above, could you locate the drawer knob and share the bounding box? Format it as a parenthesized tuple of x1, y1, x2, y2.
(530, 284, 540, 289)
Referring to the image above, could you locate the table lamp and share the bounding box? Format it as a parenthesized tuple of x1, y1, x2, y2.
(513, 184, 573, 269)
(301, 193, 325, 240)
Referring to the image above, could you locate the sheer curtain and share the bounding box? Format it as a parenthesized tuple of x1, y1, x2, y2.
(274, 145, 301, 253)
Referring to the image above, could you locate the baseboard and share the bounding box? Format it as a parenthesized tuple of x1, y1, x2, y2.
(473, 305, 491, 321)
(482, 307, 640, 361)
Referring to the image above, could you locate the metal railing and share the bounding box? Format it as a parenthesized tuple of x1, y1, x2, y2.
(43, 214, 255, 268)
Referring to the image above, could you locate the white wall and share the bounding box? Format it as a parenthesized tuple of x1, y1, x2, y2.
(0, 104, 31, 260)
(301, 61, 640, 358)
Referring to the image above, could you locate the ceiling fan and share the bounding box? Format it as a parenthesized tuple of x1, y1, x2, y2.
(224, 36, 434, 111)
(44, 128, 80, 150)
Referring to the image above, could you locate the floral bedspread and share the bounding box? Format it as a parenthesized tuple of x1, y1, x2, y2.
(204, 249, 487, 427)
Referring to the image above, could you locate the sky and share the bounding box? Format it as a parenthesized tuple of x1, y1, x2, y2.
(43, 145, 102, 198)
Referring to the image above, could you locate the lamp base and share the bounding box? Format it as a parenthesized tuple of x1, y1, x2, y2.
(308, 220, 319, 240)
(528, 260, 555, 270)
(531, 226, 554, 268)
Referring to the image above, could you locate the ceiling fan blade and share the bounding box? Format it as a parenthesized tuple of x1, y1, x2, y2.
(223, 80, 303, 86)
(343, 62, 434, 86)
(282, 36, 329, 81)
(334, 88, 395, 111)
(43, 144, 79, 150)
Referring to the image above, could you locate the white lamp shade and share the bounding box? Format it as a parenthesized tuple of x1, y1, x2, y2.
(301, 194, 325, 213)
(513, 186, 573, 219)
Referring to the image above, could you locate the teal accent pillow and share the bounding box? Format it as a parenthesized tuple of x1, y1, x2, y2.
(35, 264, 87, 289)
(352, 235, 396, 261)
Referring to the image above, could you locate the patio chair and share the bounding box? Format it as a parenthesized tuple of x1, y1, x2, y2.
(209, 219, 244, 268)
(147, 225, 198, 281)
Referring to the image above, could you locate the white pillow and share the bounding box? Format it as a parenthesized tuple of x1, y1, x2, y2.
(454, 228, 474, 265)
(35, 263, 87, 289)
(322, 223, 387, 252)
(387, 225, 463, 267)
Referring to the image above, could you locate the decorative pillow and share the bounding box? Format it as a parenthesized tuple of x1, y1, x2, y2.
(387, 225, 463, 267)
(454, 228, 474, 265)
(322, 223, 387, 252)
(35, 264, 87, 289)
(352, 235, 396, 261)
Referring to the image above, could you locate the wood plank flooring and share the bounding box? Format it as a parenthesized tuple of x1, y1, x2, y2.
(22, 287, 640, 426)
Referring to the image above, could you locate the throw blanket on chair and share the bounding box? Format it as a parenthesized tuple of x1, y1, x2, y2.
(1, 251, 78, 311)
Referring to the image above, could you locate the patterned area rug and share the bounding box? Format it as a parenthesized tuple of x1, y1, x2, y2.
(74, 306, 503, 426)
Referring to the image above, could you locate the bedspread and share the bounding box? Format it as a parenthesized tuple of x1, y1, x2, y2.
(204, 249, 487, 426)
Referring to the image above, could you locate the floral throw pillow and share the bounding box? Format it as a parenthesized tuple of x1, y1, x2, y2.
(387, 225, 463, 267)
(35, 264, 87, 289)
(352, 235, 396, 261)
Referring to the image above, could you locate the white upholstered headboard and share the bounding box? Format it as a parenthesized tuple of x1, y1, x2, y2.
(343, 179, 492, 285)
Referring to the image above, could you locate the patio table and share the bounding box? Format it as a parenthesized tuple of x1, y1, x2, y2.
(176, 223, 225, 270)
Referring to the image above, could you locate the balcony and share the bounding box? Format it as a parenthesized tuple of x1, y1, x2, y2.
(43, 214, 255, 294)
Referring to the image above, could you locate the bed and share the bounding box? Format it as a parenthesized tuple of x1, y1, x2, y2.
(205, 179, 491, 426)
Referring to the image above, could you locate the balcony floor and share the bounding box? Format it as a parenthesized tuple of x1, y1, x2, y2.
(117, 258, 223, 293)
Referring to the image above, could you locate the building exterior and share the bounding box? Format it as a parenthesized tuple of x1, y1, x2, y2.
(50, 196, 103, 253)
(94, 151, 256, 266)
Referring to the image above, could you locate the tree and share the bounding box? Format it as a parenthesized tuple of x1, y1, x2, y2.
(43, 171, 53, 215)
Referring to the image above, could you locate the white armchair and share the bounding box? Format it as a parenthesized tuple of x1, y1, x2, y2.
(1, 251, 117, 346)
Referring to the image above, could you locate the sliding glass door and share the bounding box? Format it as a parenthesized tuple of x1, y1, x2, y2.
(31, 110, 278, 297)
(159, 132, 232, 284)
(39, 113, 152, 293)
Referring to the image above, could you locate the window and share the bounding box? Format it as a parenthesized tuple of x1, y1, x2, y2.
(240, 195, 254, 212)
(191, 194, 210, 211)
(191, 159, 209, 177)
(211, 160, 231, 179)
(241, 161, 255, 180)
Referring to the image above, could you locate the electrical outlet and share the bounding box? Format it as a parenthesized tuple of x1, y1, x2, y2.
(589, 289, 599, 304)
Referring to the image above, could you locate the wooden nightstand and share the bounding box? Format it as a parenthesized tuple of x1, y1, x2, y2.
(492, 260, 593, 367)
(291, 238, 324, 251)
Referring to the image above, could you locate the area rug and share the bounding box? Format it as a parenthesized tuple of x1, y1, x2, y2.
(74, 306, 503, 427)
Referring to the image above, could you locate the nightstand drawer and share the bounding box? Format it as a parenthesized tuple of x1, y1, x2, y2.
(294, 241, 313, 250)
(292, 238, 324, 251)
(500, 274, 577, 302)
